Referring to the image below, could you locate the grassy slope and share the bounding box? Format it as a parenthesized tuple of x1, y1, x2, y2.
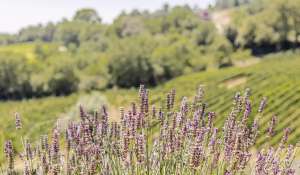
(0, 94, 78, 162)
(104, 51, 300, 147)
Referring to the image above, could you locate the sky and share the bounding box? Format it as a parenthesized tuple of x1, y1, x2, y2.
(0, 0, 214, 34)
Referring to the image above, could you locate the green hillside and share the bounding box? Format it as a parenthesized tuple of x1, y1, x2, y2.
(105, 51, 300, 147)
(0, 51, 299, 163)
(160, 52, 300, 146)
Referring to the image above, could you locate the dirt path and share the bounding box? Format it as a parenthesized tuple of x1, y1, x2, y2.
(211, 9, 231, 34)
(219, 75, 247, 89)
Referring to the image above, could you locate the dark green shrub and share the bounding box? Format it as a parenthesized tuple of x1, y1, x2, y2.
(0, 52, 32, 99)
(47, 60, 79, 96)
(108, 36, 156, 87)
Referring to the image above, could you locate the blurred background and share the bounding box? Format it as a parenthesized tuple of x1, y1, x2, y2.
(0, 0, 299, 164)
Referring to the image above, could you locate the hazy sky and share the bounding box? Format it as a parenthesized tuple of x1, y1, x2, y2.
(0, 0, 214, 33)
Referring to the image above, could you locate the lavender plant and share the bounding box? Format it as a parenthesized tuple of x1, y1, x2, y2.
(2, 85, 298, 174)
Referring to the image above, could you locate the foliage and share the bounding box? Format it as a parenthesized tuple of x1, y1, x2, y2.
(207, 35, 234, 68)
(54, 21, 81, 47)
(151, 35, 195, 81)
(0, 34, 16, 45)
(215, 0, 252, 9)
(73, 8, 102, 23)
(47, 61, 79, 96)
(0, 52, 32, 99)
(1, 0, 300, 94)
(230, 49, 252, 61)
(1, 85, 298, 174)
(17, 22, 56, 43)
(0, 49, 79, 98)
(1, 5, 230, 91)
(109, 14, 146, 38)
(192, 21, 217, 46)
(231, 0, 300, 54)
(108, 35, 156, 87)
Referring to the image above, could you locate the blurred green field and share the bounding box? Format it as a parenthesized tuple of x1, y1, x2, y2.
(0, 51, 300, 163)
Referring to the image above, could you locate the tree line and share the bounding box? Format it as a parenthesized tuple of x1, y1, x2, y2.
(0, 0, 299, 99)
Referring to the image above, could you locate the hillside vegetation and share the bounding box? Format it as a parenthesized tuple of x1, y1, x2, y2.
(105, 51, 300, 147)
(1, 51, 299, 161)
(1, 0, 300, 173)
(2, 52, 300, 174)
(0, 0, 299, 99)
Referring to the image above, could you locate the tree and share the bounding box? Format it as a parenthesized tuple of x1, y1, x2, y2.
(47, 58, 79, 96)
(0, 52, 32, 99)
(151, 35, 192, 82)
(215, 0, 252, 9)
(164, 6, 199, 33)
(208, 36, 233, 68)
(54, 21, 81, 47)
(288, 0, 300, 49)
(234, 0, 300, 53)
(79, 23, 105, 42)
(41, 22, 56, 42)
(73, 8, 101, 23)
(18, 24, 44, 42)
(192, 21, 217, 46)
(108, 35, 156, 87)
(110, 14, 146, 38)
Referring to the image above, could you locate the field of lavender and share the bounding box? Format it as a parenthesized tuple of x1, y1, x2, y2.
(2, 84, 298, 174)
(1, 51, 300, 174)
